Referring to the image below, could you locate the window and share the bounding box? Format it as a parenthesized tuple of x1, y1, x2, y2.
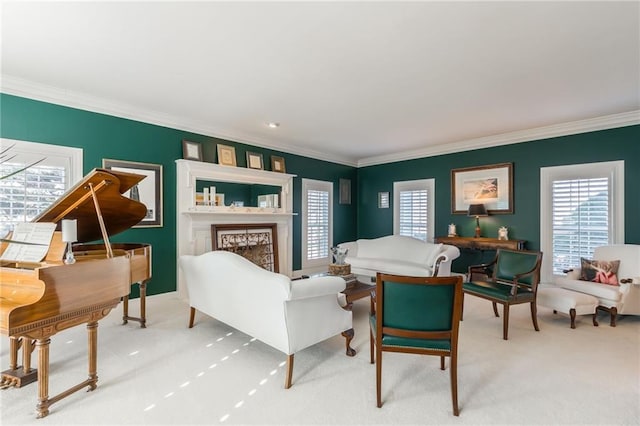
(0, 139, 82, 238)
(301, 178, 333, 269)
(393, 179, 435, 242)
(540, 161, 624, 282)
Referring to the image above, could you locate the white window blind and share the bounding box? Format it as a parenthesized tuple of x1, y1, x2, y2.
(302, 179, 333, 269)
(306, 189, 330, 260)
(551, 177, 610, 275)
(0, 139, 82, 238)
(398, 189, 428, 240)
(540, 160, 624, 282)
(393, 179, 435, 242)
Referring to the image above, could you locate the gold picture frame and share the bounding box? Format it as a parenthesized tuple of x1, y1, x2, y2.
(270, 155, 286, 173)
(217, 144, 237, 167)
(451, 162, 513, 214)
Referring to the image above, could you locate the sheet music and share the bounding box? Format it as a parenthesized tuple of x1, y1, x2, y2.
(1, 222, 56, 263)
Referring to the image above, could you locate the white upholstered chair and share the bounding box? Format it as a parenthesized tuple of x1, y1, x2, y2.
(554, 244, 640, 326)
(179, 250, 354, 388)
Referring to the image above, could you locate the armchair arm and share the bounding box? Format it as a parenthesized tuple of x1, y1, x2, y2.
(432, 254, 449, 277)
(467, 257, 497, 279)
(508, 267, 540, 296)
(289, 276, 346, 300)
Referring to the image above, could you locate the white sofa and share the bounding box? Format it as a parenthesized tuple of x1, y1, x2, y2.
(338, 235, 460, 279)
(554, 244, 640, 326)
(179, 250, 353, 388)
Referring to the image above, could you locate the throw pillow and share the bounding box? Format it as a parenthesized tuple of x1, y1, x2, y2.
(579, 258, 620, 286)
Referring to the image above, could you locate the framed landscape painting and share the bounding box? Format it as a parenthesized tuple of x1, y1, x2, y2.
(451, 162, 513, 214)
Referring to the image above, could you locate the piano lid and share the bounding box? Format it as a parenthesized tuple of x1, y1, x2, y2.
(33, 168, 148, 243)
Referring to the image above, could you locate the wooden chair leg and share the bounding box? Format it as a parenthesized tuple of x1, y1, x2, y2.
(369, 329, 374, 364)
(492, 301, 500, 317)
(284, 354, 294, 389)
(376, 346, 382, 408)
(450, 352, 459, 417)
(530, 301, 540, 331)
(188, 307, 196, 328)
(460, 293, 464, 321)
(570, 308, 577, 329)
(502, 304, 510, 340)
(440, 356, 445, 370)
(609, 307, 617, 327)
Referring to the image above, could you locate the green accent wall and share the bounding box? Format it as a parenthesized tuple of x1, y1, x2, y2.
(356, 125, 639, 272)
(0, 94, 358, 295)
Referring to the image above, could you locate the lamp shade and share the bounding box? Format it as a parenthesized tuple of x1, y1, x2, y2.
(467, 203, 488, 217)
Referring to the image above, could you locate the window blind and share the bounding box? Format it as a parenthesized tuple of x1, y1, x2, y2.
(551, 177, 609, 274)
(0, 162, 66, 237)
(398, 189, 428, 241)
(306, 188, 330, 260)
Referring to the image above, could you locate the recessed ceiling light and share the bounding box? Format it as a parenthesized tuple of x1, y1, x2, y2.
(267, 122, 280, 129)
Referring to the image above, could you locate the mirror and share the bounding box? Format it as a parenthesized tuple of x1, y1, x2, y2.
(195, 180, 281, 207)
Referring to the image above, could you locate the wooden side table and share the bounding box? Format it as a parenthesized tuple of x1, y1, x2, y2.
(435, 236, 526, 251)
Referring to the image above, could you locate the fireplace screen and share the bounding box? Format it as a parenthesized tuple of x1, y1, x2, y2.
(211, 223, 279, 272)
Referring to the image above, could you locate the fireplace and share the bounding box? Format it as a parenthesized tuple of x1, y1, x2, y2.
(211, 223, 279, 272)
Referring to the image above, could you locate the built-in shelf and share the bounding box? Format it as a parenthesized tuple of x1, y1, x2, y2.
(176, 159, 297, 298)
(184, 206, 297, 215)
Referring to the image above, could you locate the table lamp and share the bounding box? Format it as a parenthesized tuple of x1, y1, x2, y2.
(61, 219, 77, 264)
(467, 203, 488, 238)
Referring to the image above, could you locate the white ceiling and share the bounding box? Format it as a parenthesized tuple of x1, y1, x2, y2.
(2, 1, 639, 167)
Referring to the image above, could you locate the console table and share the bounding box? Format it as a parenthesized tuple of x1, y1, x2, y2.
(435, 236, 526, 251)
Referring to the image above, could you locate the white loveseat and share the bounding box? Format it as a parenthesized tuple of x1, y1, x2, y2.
(338, 235, 460, 279)
(554, 244, 640, 326)
(179, 250, 353, 388)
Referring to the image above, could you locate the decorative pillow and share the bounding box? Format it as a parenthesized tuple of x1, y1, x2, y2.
(579, 258, 620, 286)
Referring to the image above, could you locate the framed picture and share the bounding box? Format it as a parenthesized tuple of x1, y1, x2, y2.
(451, 162, 513, 214)
(182, 140, 203, 161)
(378, 191, 390, 209)
(271, 155, 286, 173)
(246, 151, 264, 170)
(102, 159, 163, 227)
(339, 178, 351, 205)
(217, 144, 237, 167)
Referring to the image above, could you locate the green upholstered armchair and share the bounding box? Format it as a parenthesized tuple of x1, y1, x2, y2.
(463, 249, 543, 340)
(369, 273, 463, 416)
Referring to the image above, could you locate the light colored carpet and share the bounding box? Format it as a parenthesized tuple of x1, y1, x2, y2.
(1, 292, 638, 425)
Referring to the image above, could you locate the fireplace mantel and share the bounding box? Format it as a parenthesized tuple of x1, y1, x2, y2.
(176, 159, 296, 298)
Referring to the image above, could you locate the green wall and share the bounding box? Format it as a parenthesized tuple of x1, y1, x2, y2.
(0, 94, 358, 295)
(2, 93, 637, 286)
(356, 125, 639, 272)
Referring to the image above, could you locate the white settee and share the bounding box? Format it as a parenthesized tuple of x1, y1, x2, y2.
(554, 244, 640, 326)
(338, 235, 460, 279)
(179, 250, 353, 388)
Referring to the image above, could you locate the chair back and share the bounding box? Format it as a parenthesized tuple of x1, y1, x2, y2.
(493, 249, 542, 288)
(375, 274, 463, 347)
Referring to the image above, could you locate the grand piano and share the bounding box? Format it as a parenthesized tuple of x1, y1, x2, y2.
(0, 168, 152, 418)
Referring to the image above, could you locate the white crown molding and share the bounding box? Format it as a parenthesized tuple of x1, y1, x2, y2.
(357, 110, 640, 167)
(3, 75, 638, 169)
(0, 75, 358, 167)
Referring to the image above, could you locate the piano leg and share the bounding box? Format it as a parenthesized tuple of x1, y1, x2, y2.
(34, 321, 101, 418)
(36, 338, 51, 418)
(122, 279, 149, 328)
